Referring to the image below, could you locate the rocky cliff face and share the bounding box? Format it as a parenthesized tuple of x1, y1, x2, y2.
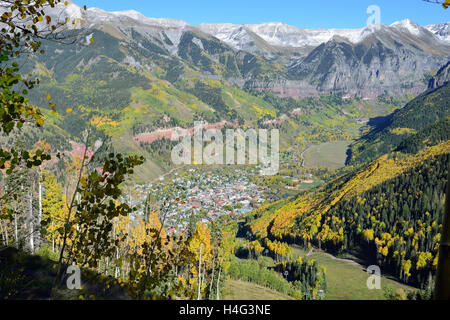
(429, 61, 450, 89)
(425, 23, 450, 43)
(284, 26, 448, 98)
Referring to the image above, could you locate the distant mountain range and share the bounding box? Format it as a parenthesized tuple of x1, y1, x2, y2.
(36, 1, 450, 98)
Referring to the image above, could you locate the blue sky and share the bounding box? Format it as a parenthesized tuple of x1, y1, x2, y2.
(75, 0, 449, 28)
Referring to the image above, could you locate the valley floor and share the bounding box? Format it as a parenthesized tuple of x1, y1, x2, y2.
(303, 141, 352, 169)
(222, 279, 295, 300)
(290, 246, 416, 300)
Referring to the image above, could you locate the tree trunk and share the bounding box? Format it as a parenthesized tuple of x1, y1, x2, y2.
(197, 244, 203, 300)
(209, 257, 216, 299)
(38, 177, 42, 225)
(54, 129, 91, 289)
(115, 247, 120, 278)
(28, 192, 34, 253)
(105, 257, 109, 275)
(0, 220, 7, 245)
(52, 221, 55, 252)
(201, 263, 206, 297)
(4, 220, 8, 245)
(216, 267, 221, 300)
(37, 176, 42, 250)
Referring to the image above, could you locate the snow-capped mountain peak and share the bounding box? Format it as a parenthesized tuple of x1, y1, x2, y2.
(37, 0, 83, 23)
(390, 19, 422, 36)
(204, 22, 382, 48)
(85, 7, 188, 28)
(111, 9, 146, 21)
(425, 22, 450, 42)
(48, 2, 449, 49)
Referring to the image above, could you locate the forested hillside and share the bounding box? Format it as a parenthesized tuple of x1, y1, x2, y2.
(348, 82, 450, 165)
(396, 116, 450, 154)
(245, 141, 450, 289)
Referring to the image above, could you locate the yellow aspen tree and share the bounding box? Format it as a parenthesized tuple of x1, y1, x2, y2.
(41, 173, 65, 252)
(189, 222, 212, 299)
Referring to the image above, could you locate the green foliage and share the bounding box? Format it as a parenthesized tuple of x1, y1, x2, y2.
(319, 153, 449, 287)
(0, 0, 75, 56)
(228, 255, 326, 300)
(0, 55, 51, 175)
(0, 1, 77, 215)
(350, 84, 450, 164)
(227, 257, 292, 296)
(58, 154, 145, 269)
(127, 234, 194, 300)
(396, 116, 450, 154)
(0, 57, 42, 133)
(273, 260, 327, 299)
(188, 81, 239, 121)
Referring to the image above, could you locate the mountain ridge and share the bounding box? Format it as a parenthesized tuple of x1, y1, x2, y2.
(53, 2, 450, 48)
(38, 2, 448, 98)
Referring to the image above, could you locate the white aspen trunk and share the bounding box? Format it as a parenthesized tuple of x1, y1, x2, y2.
(201, 263, 206, 296)
(0, 220, 5, 245)
(52, 221, 55, 252)
(38, 178, 42, 224)
(115, 247, 120, 278)
(38, 177, 42, 250)
(216, 268, 221, 300)
(4, 220, 8, 245)
(197, 244, 203, 300)
(76, 194, 80, 233)
(29, 192, 34, 253)
(113, 224, 120, 278)
(209, 257, 216, 298)
(105, 257, 109, 275)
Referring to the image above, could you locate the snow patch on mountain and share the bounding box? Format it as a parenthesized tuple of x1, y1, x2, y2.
(192, 37, 204, 50)
(85, 7, 188, 28)
(53, 2, 449, 48)
(426, 22, 450, 43)
(200, 22, 381, 48)
(390, 19, 422, 36)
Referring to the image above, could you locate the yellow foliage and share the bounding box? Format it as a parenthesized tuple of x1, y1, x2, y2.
(189, 221, 212, 263)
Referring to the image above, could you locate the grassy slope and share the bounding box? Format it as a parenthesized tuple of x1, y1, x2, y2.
(303, 141, 352, 169)
(112, 133, 165, 182)
(290, 246, 414, 300)
(222, 279, 295, 300)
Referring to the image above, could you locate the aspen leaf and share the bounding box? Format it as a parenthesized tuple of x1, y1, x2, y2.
(36, 118, 44, 126)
